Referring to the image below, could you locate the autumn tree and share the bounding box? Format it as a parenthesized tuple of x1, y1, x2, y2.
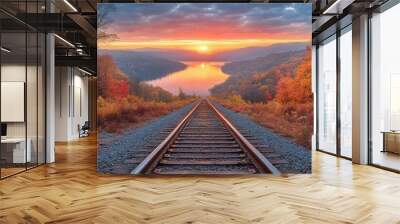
(97, 4, 118, 41)
(98, 55, 129, 100)
(275, 48, 312, 105)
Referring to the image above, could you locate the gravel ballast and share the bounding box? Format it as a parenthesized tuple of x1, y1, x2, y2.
(213, 102, 311, 173)
(98, 103, 195, 174)
(98, 101, 311, 174)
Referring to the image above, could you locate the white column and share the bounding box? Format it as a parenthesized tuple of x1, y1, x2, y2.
(352, 14, 369, 164)
(46, 32, 55, 163)
(55, 67, 73, 141)
(45, 0, 56, 163)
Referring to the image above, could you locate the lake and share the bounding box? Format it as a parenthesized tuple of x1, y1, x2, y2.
(146, 61, 229, 96)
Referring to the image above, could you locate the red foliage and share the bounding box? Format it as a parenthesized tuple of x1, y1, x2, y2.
(108, 79, 129, 100)
(97, 55, 129, 100)
(97, 54, 198, 133)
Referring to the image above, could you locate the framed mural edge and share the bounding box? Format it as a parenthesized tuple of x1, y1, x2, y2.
(97, 3, 313, 176)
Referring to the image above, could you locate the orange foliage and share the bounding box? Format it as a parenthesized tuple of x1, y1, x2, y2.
(213, 48, 313, 148)
(275, 48, 312, 104)
(98, 96, 194, 132)
(215, 96, 312, 148)
(97, 55, 197, 133)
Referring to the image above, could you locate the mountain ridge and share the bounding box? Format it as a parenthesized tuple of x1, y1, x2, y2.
(211, 50, 307, 102)
(98, 51, 187, 82)
(99, 42, 308, 63)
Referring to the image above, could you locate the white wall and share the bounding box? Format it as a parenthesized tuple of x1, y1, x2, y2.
(72, 73, 89, 138)
(1, 82, 25, 122)
(1, 65, 25, 81)
(55, 67, 70, 141)
(1, 65, 35, 138)
(1, 65, 26, 139)
(55, 67, 89, 141)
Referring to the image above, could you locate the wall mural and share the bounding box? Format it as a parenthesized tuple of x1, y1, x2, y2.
(97, 3, 312, 175)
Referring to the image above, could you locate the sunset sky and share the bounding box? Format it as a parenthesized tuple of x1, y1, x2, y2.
(98, 3, 311, 54)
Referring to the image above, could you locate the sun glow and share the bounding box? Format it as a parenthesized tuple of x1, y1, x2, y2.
(99, 38, 308, 53)
(197, 45, 210, 54)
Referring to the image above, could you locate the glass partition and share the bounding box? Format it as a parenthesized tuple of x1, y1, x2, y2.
(317, 35, 337, 154)
(0, 2, 46, 179)
(1, 31, 28, 177)
(27, 31, 38, 169)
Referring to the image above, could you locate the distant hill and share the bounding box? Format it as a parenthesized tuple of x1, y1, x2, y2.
(213, 42, 308, 62)
(211, 50, 306, 102)
(100, 42, 308, 63)
(99, 51, 187, 82)
(221, 50, 306, 77)
(98, 55, 179, 102)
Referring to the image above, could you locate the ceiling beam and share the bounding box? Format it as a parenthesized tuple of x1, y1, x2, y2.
(322, 0, 356, 14)
(67, 13, 97, 46)
(55, 55, 96, 72)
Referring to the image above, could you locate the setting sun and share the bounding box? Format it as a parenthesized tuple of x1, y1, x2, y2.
(197, 45, 210, 54)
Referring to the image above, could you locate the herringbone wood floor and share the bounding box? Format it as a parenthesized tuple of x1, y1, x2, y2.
(1, 136, 400, 224)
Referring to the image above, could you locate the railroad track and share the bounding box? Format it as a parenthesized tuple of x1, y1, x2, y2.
(131, 99, 282, 175)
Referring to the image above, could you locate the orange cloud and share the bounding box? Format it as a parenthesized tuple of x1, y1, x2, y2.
(98, 4, 311, 53)
(99, 38, 309, 53)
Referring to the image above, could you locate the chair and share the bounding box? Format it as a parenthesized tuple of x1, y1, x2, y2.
(78, 121, 90, 138)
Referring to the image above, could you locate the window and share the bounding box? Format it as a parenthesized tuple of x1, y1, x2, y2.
(317, 35, 337, 154)
(370, 3, 400, 171)
(339, 26, 352, 158)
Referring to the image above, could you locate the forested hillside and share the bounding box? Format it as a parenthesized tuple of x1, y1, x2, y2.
(99, 43, 307, 63)
(211, 50, 306, 102)
(213, 48, 313, 147)
(100, 51, 187, 82)
(214, 42, 307, 62)
(97, 55, 195, 132)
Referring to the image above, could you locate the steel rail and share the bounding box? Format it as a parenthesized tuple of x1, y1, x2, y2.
(132, 98, 281, 175)
(206, 99, 281, 175)
(131, 100, 202, 175)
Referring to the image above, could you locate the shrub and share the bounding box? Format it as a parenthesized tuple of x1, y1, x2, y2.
(215, 97, 313, 149)
(98, 95, 196, 133)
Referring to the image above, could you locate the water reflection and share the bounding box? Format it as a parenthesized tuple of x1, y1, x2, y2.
(146, 61, 229, 96)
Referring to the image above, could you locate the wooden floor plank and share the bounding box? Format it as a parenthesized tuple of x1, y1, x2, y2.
(0, 135, 399, 223)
